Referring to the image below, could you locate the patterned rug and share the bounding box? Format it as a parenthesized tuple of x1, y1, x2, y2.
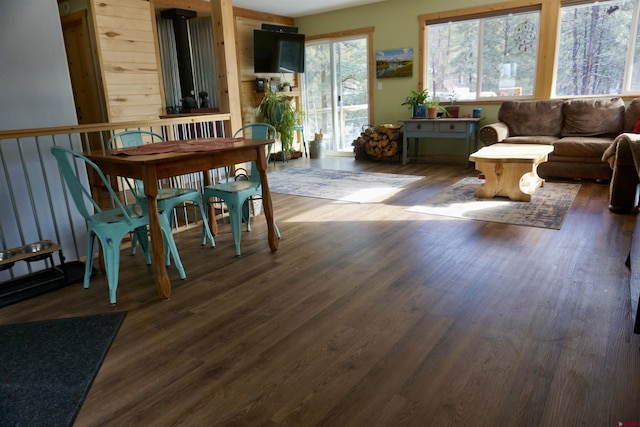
(408, 177, 580, 230)
(267, 168, 424, 203)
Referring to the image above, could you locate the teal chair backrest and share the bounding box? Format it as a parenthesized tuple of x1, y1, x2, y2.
(107, 130, 165, 197)
(109, 130, 165, 148)
(233, 123, 277, 184)
(50, 146, 137, 226)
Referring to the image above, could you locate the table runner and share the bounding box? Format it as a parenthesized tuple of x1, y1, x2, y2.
(111, 137, 243, 156)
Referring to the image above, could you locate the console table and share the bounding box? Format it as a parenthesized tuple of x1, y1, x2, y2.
(401, 118, 482, 167)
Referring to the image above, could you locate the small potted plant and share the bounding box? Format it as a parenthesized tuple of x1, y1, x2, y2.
(280, 81, 292, 92)
(426, 95, 443, 119)
(402, 89, 429, 118)
(445, 91, 460, 118)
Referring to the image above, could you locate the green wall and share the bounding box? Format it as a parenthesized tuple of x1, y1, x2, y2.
(295, 0, 502, 128)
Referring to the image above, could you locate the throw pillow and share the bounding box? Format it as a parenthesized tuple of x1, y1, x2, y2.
(634, 117, 640, 133)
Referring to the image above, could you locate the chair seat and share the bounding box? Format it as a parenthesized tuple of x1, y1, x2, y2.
(205, 180, 259, 195)
(157, 187, 200, 200)
(94, 203, 146, 224)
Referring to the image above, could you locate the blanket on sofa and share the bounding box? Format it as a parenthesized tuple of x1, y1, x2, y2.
(602, 133, 640, 176)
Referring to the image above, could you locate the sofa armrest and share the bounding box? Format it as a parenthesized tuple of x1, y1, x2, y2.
(479, 122, 509, 146)
(606, 133, 640, 213)
(603, 133, 640, 168)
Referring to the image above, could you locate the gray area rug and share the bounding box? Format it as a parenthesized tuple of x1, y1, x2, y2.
(0, 312, 127, 426)
(267, 168, 424, 203)
(408, 177, 580, 230)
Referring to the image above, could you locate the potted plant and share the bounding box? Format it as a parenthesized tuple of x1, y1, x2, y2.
(402, 89, 429, 118)
(256, 90, 300, 158)
(280, 81, 292, 92)
(445, 91, 460, 118)
(426, 95, 443, 119)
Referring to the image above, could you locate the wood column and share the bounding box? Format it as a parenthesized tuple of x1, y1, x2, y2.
(211, 0, 243, 134)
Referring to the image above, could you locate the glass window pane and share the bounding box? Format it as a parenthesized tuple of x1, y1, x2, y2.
(304, 43, 334, 145)
(631, 10, 640, 92)
(555, 1, 634, 96)
(481, 12, 539, 98)
(427, 21, 479, 101)
(335, 39, 369, 151)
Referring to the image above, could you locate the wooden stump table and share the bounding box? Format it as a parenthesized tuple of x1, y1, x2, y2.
(469, 143, 554, 202)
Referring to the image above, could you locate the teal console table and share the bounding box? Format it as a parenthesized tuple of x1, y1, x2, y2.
(401, 118, 482, 167)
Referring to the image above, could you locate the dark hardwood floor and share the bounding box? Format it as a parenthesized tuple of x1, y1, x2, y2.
(1, 156, 639, 426)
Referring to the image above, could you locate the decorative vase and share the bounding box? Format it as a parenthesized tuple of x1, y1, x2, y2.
(427, 107, 439, 119)
(445, 105, 460, 118)
(412, 105, 427, 119)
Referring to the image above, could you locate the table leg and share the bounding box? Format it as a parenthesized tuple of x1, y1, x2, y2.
(402, 134, 409, 165)
(202, 169, 218, 235)
(465, 132, 471, 168)
(144, 175, 172, 300)
(474, 160, 543, 202)
(256, 148, 279, 252)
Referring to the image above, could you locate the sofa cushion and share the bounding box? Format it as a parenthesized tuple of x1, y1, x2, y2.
(498, 100, 564, 137)
(552, 136, 614, 157)
(561, 97, 624, 137)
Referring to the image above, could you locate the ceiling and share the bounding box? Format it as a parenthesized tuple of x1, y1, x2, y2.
(232, 0, 387, 18)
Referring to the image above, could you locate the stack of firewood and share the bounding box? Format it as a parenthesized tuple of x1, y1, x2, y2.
(352, 124, 401, 159)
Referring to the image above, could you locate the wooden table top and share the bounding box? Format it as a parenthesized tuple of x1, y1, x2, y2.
(470, 143, 554, 163)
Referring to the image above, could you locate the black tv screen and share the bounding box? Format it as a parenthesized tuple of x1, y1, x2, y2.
(254, 30, 305, 74)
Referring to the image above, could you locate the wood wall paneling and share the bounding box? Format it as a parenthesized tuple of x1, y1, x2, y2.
(93, 0, 164, 122)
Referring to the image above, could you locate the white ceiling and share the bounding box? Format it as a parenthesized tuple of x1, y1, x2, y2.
(232, 0, 387, 18)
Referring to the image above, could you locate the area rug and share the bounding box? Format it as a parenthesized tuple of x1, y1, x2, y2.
(408, 177, 580, 230)
(0, 312, 127, 426)
(267, 168, 424, 203)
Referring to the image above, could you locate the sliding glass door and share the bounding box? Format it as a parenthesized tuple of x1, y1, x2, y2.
(304, 36, 370, 154)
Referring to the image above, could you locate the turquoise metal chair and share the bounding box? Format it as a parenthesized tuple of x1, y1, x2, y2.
(107, 131, 216, 259)
(202, 123, 281, 256)
(51, 146, 186, 304)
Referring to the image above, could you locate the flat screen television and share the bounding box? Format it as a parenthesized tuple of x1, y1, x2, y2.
(254, 29, 305, 74)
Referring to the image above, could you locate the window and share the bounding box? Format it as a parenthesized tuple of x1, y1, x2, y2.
(555, 0, 640, 96)
(426, 9, 539, 101)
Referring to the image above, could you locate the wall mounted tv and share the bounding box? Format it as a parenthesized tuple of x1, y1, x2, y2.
(253, 29, 305, 74)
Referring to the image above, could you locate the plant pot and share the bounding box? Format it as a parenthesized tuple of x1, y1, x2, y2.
(309, 139, 324, 158)
(445, 105, 460, 118)
(412, 105, 427, 119)
(427, 107, 439, 119)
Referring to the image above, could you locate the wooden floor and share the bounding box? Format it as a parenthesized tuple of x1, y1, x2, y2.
(2, 156, 639, 426)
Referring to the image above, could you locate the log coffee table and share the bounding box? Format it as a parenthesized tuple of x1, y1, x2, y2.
(469, 143, 554, 202)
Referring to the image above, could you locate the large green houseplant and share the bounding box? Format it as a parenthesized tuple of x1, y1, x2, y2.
(256, 90, 300, 157)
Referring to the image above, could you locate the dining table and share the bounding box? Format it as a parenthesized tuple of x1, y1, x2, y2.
(83, 137, 279, 301)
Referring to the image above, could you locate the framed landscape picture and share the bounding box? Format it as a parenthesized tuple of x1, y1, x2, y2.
(376, 48, 413, 78)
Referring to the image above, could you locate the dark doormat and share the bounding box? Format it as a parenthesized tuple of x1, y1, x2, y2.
(0, 261, 87, 309)
(0, 311, 127, 426)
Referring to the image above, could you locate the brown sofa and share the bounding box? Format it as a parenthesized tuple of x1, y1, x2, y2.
(479, 97, 626, 181)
